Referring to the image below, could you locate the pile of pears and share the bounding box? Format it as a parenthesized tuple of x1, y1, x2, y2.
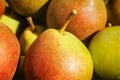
(1, 0, 120, 80)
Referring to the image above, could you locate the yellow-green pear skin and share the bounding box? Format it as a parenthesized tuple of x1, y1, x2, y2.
(20, 27, 37, 55)
(0, 0, 5, 17)
(24, 29, 93, 80)
(0, 15, 20, 34)
(89, 26, 120, 79)
(8, 0, 49, 16)
(20, 26, 46, 55)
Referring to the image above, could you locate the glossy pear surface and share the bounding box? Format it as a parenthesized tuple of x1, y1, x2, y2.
(24, 29, 93, 80)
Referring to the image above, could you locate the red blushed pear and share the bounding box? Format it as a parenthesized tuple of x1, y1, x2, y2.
(47, 0, 107, 40)
(0, 0, 5, 17)
(0, 22, 20, 80)
(24, 9, 93, 80)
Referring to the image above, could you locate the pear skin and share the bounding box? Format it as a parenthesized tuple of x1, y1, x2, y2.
(47, 0, 107, 40)
(24, 9, 93, 80)
(24, 28, 93, 80)
(0, 15, 20, 34)
(89, 26, 120, 79)
(8, 0, 49, 16)
(0, 0, 5, 17)
(0, 22, 20, 80)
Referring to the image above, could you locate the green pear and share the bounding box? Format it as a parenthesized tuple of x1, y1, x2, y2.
(20, 17, 46, 55)
(89, 26, 120, 79)
(0, 14, 20, 34)
(24, 9, 93, 80)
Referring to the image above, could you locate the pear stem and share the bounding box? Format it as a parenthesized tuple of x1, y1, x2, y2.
(108, 23, 112, 27)
(27, 17, 35, 32)
(60, 9, 78, 34)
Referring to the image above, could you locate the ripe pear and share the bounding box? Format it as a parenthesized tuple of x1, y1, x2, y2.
(0, 0, 5, 17)
(47, 0, 107, 40)
(24, 9, 93, 80)
(7, 0, 49, 16)
(107, 0, 120, 25)
(89, 26, 120, 79)
(20, 17, 46, 55)
(0, 22, 20, 79)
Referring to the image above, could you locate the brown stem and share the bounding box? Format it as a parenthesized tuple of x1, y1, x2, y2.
(108, 22, 112, 27)
(27, 17, 35, 32)
(60, 9, 78, 34)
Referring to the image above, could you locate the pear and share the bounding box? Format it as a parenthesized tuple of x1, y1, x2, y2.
(0, 22, 20, 80)
(7, 0, 49, 16)
(24, 9, 93, 80)
(20, 17, 46, 55)
(47, 0, 107, 40)
(0, 14, 20, 34)
(107, 0, 120, 25)
(89, 25, 120, 79)
(0, 0, 5, 17)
